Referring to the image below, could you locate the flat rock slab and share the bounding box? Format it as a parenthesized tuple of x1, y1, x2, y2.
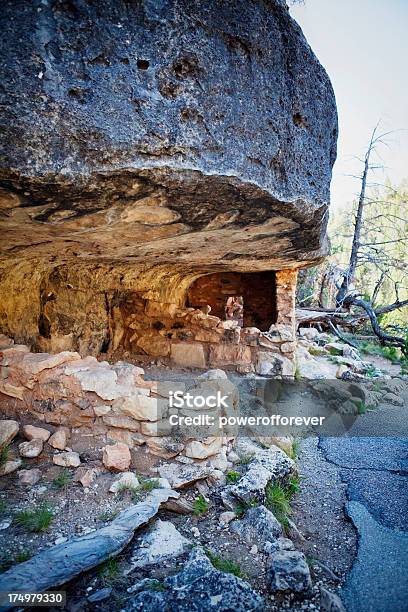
(0, 489, 178, 607)
(126, 546, 263, 611)
(342, 501, 408, 612)
(230, 505, 282, 549)
(130, 519, 191, 569)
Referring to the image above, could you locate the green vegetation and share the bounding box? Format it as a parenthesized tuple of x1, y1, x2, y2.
(138, 476, 160, 493)
(237, 452, 255, 466)
(234, 498, 259, 517)
(0, 552, 13, 573)
(294, 366, 302, 381)
(145, 580, 167, 592)
(53, 469, 73, 488)
(226, 470, 240, 484)
(98, 557, 119, 582)
(116, 482, 140, 501)
(205, 549, 245, 578)
(0, 444, 9, 468)
(98, 509, 119, 522)
(14, 502, 54, 533)
(14, 550, 31, 563)
(193, 495, 209, 516)
(287, 439, 301, 461)
(0, 499, 7, 515)
(265, 477, 301, 528)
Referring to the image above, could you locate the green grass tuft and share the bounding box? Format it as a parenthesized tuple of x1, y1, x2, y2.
(138, 476, 160, 493)
(0, 444, 10, 468)
(234, 498, 259, 517)
(15, 550, 31, 564)
(0, 500, 7, 515)
(193, 495, 209, 516)
(226, 470, 240, 484)
(98, 509, 119, 522)
(205, 549, 245, 578)
(53, 469, 73, 488)
(14, 502, 54, 533)
(237, 452, 255, 466)
(98, 557, 119, 582)
(265, 477, 300, 528)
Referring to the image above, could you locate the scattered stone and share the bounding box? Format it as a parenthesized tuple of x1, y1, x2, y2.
(125, 547, 263, 611)
(157, 477, 171, 489)
(102, 443, 131, 472)
(0, 520, 12, 530)
(55, 536, 68, 545)
(209, 448, 230, 471)
(299, 328, 320, 340)
(191, 526, 200, 538)
(0, 420, 19, 446)
(130, 520, 191, 569)
(18, 468, 42, 486)
(229, 465, 271, 503)
(23, 425, 51, 442)
(227, 450, 240, 463)
(48, 429, 68, 450)
(383, 392, 404, 407)
(158, 462, 209, 489)
(0, 459, 22, 476)
(87, 588, 112, 603)
(230, 505, 282, 549)
(266, 548, 312, 596)
(250, 545, 258, 554)
(109, 472, 139, 493)
(161, 497, 194, 515)
(53, 451, 81, 468)
(146, 437, 184, 459)
(18, 438, 43, 458)
(74, 467, 98, 488)
(320, 587, 346, 612)
(264, 537, 296, 555)
(185, 438, 222, 460)
(219, 511, 236, 526)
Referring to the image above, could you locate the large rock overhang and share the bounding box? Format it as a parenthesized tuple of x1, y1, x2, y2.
(0, 0, 337, 351)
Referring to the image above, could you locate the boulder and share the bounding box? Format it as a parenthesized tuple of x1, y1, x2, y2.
(23, 425, 51, 442)
(129, 519, 191, 568)
(230, 505, 282, 549)
(17, 468, 42, 486)
(48, 429, 68, 450)
(18, 439, 43, 458)
(266, 548, 312, 596)
(109, 472, 140, 493)
(158, 462, 209, 489)
(125, 547, 263, 611)
(0, 420, 19, 446)
(102, 443, 131, 472)
(53, 451, 81, 468)
(0, 459, 22, 476)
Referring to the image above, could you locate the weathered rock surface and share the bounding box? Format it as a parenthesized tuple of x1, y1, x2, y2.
(130, 519, 191, 569)
(0, 0, 337, 353)
(230, 505, 282, 549)
(125, 546, 263, 611)
(0, 420, 19, 446)
(102, 443, 131, 472)
(52, 451, 81, 468)
(23, 425, 51, 442)
(266, 545, 312, 596)
(109, 472, 140, 494)
(17, 468, 42, 486)
(18, 438, 43, 458)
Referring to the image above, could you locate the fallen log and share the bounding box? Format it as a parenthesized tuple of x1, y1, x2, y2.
(0, 488, 178, 608)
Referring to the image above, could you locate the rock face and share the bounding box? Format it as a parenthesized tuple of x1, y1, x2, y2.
(126, 547, 264, 611)
(0, 0, 337, 361)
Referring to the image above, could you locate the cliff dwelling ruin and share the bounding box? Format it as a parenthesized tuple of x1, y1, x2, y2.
(0, 0, 337, 465)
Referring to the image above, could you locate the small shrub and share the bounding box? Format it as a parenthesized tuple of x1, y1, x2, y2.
(193, 495, 208, 516)
(265, 478, 300, 528)
(138, 476, 160, 493)
(0, 444, 9, 468)
(234, 498, 259, 517)
(226, 471, 240, 484)
(0, 500, 7, 515)
(294, 366, 302, 381)
(0, 552, 13, 573)
(237, 453, 254, 466)
(98, 509, 119, 522)
(353, 398, 367, 415)
(116, 482, 140, 501)
(15, 550, 31, 564)
(53, 469, 73, 488)
(14, 503, 54, 533)
(287, 439, 301, 461)
(205, 549, 245, 578)
(98, 557, 119, 582)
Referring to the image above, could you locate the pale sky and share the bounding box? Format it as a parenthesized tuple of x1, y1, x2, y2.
(290, 0, 408, 211)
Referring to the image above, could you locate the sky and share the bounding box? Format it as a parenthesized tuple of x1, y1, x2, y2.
(290, 0, 408, 211)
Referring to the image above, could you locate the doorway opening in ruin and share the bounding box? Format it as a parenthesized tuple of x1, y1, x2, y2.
(187, 271, 277, 331)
